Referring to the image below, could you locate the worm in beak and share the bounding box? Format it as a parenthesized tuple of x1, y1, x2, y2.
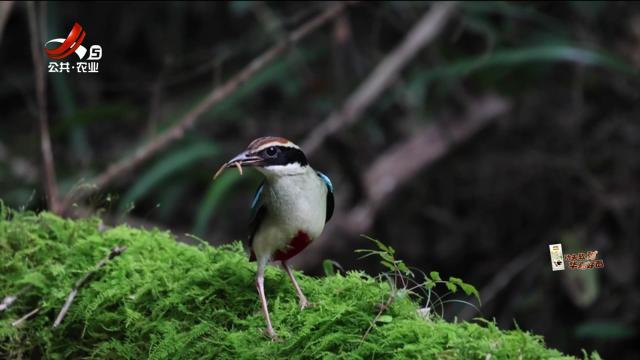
(213, 161, 243, 180)
(213, 151, 262, 180)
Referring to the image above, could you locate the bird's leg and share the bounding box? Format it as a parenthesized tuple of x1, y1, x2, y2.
(256, 259, 277, 339)
(282, 261, 309, 310)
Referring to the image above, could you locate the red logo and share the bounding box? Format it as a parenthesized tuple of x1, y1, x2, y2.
(45, 22, 86, 60)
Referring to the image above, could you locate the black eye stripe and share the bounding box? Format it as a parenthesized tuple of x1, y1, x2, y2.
(258, 145, 308, 166)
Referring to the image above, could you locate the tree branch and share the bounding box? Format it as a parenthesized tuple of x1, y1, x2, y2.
(343, 95, 510, 233)
(293, 95, 510, 267)
(60, 2, 351, 213)
(302, 1, 458, 155)
(53, 245, 127, 328)
(27, 2, 61, 214)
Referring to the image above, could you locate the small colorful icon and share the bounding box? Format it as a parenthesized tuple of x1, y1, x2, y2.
(45, 22, 87, 60)
(549, 243, 565, 271)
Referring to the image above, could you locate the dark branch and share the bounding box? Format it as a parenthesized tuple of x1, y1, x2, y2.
(27, 2, 61, 214)
(302, 1, 458, 155)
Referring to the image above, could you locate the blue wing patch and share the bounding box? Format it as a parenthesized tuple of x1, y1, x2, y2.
(250, 182, 264, 213)
(317, 171, 334, 223)
(249, 182, 266, 247)
(317, 172, 333, 193)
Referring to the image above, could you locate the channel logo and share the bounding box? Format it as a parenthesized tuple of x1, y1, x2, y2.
(44, 22, 102, 73)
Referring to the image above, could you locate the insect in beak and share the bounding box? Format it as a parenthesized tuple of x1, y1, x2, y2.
(213, 151, 262, 180)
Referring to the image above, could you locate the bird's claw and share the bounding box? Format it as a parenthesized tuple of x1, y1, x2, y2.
(263, 327, 280, 341)
(299, 299, 314, 310)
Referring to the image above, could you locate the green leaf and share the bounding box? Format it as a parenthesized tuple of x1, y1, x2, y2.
(409, 45, 637, 97)
(387, 245, 396, 256)
(323, 259, 335, 277)
(192, 171, 243, 236)
(425, 279, 436, 290)
(460, 283, 481, 303)
(376, 315, 393, 323)
(353, 249, 371, 253)
(397, 262, 413, 276)
(372, 238, 390, 253)
(380, 260, 395, 272)
(379, 252, 394, 263)
(445, 282, 457, 293)
(429, 271, 442, 282)
(355, 249, 382, 260)
(449, 277, 464, 287)
(117, 141, 219, 214)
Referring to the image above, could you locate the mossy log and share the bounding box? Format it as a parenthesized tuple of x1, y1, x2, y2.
(0, 205, 595, 359)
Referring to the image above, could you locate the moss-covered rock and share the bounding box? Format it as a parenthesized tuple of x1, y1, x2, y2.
(0, 205, 595, 359)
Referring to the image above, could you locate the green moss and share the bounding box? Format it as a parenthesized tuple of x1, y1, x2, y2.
(0, 205, 596, 359)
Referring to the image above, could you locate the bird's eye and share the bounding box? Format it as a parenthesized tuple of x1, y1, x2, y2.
(265, 146, 278, 157)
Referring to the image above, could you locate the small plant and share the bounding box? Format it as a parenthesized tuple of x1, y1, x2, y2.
(423, 270, 481, 319)
(356, 234, 481, 337)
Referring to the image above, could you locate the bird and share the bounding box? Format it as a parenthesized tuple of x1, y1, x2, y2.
(214, 136, 334, 339)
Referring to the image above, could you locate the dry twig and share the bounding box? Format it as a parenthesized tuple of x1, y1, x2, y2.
(361, 293, 395, 342)
(59, 2, 351, 213)
(27, 2, 61, 214)
(53, 246, 127, 328)
(302, 1, 459, 155)
(11, 307, 40, 327)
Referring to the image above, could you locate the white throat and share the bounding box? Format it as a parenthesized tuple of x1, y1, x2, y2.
(257, 163, 307, 178)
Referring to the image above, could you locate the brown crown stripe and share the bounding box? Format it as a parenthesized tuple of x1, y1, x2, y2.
(247, 136, 298, 151)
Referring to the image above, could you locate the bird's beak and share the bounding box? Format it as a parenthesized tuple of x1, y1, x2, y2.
(213, 151, 262, 180)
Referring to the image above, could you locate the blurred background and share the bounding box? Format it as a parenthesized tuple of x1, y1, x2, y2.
(1, 1, 639, 358)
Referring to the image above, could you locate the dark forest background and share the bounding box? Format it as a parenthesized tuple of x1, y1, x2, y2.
(1, 1, 639, 358)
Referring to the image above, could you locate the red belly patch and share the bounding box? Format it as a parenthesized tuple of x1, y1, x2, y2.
(249, 231, 312, 262)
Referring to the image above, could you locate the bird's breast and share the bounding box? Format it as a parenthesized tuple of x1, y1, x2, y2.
(251, 170, 328, 261)
(266, 171, 327, 238)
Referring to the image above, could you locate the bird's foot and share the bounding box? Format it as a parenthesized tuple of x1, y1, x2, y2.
(263, 327, 279, 341)
(299, 298, 314, 310)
